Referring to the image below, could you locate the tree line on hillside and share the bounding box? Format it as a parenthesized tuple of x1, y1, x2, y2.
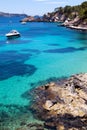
(21, 1, 87, 24)
(54, 1, 87, 20)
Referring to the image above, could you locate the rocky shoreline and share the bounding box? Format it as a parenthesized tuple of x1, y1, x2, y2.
(31, 73, 87, 130)
(67, 25, 87, 31)
(20, 1, 87, 32)
(20, 14, 87, 32)
(1, 73, 87, 130)
(61, 19, 87, 31)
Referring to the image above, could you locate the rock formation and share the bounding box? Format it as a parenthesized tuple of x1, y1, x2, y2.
(20, 1, 87, 29)
(31, 73, 87, 130)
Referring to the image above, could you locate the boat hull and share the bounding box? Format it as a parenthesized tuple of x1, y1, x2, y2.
(6, 34, 20, 39)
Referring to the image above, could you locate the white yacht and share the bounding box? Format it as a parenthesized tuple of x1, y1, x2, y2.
(21, 21, 26, 25)
(5, 30, 20, 38)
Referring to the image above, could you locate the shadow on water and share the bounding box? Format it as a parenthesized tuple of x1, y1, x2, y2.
(43, 46, 87, 54)
(0, 50, 37, 80)
(21, 48, 41, 55)
(0, 62, 37, 80)
(48, 43, 60, 46)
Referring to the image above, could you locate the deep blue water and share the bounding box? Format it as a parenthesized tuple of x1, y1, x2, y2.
(0, 16, 87, 128)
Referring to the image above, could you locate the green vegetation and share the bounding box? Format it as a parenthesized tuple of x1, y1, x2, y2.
(54, 1, 87, 20)
(79, 1, 87, 19)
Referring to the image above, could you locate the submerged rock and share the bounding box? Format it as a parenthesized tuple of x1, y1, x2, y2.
(31, 73, 87, 130)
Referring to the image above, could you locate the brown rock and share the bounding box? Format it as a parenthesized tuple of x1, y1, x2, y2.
(32, 73, 87, 129)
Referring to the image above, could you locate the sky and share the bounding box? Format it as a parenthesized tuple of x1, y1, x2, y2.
(0, 0, 86, 16)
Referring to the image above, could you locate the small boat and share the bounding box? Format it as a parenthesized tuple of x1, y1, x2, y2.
(5, 30, 20, 39)
(21, 21, 26, 25)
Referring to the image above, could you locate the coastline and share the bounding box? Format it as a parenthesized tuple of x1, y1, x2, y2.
(1, 15, 87, 129)
(67, 25, 87, 31)
(61, 22, 87, 31)
(0, 1, 87, 129)
(31, 73, 87, 130)
(60, 19, 87, 31)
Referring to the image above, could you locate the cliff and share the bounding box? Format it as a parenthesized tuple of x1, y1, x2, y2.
(21, 1, 87, 28)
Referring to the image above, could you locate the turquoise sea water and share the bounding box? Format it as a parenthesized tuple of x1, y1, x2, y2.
(0, 16, 87, 128)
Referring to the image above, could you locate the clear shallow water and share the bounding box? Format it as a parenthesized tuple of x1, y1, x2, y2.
(0, 16, 87, 128)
